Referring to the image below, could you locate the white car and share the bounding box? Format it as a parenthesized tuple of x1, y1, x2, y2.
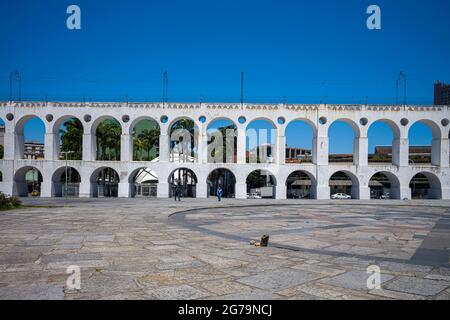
(247, 193, 262, 199)
(331, 193, 351, 199)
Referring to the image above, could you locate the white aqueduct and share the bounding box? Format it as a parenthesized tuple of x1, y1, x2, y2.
(0, 101, 449, 200)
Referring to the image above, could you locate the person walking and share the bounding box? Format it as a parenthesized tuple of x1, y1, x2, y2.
(175, 183, 183, 201)
(216, 185, 223, 202)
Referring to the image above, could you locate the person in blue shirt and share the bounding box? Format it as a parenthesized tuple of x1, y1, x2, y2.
(216, 186, 223, 202)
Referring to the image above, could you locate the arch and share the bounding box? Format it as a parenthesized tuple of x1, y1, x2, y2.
(368, 171, 401, 199)
(90, 167, 120, 197)
(286, 170, 316, 199)
(285, 119, 315, 163)
(13, 166, 43, 197)
(51, 166, 81, 197)
(409, 172, 442, 200)
(54, 116, 84, 160)
(129, 167, 159, 197)
(207, 118, 237, 163)
(408, 119, 442, 165)
(329, 170, 360, 199)
(130, 117, 160, 161)
(169, 117, 199, 163)
(368, 119, 400, 164)
(168, 167, 198, 198)
(328, 119, 360, 163)
(206, 168, 236, 198)
(246, 118, 277, 164)
(128, 116, 160, 135)
(93, 117, 122, 161)
(15, 115, 45, 159)
(246, 169, 277, 199)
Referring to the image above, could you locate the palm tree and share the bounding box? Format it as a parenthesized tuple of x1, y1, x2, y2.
(96, 120, 121, 160)
(138, 128, 159, 160)
(60, 119, 83, 160)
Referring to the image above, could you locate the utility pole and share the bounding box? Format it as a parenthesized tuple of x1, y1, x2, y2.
(240, 71, 244, 108)
(9, 70, 21, 102)
(162, 70, 168, 108)
(396, 71, 407, 106)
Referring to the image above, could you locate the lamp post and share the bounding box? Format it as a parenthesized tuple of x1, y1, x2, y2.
(61, 151, 74, 204)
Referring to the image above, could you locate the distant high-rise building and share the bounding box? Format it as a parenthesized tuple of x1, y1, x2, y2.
(434, 81, 450, 105)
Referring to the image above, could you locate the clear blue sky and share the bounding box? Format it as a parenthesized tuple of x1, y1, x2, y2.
(1, 0, 447, 152)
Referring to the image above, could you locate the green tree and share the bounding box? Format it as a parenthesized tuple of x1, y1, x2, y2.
(60, 119, 83, 160)
(138, 128, 160, 160)
(96, 119, 121, 160)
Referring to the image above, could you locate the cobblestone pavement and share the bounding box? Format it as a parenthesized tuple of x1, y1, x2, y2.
(0, 198, 449, 300)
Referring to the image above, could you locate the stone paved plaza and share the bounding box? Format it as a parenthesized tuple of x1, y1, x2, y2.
(0, 198, 450, 300)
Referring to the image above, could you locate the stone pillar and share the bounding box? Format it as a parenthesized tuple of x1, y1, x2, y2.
(159, 134, 169, 162)
(44, 133, 56, 161)
(82, 134, 94, 161)
(197, 129, 207, 164)
(431, 138, 449, 167)
(118, 182, 130, 197)
(196, 181, 207, 198)
(237, 128, 246, 164)
(120, 134, 132, 162)
(315, 185, 330, 200)
(358, 186, 371, 200)
(40, 180, 52, 198)
(275, 184, 286, 200)
(354, 137, 368, 166)
(398, 187, 411, 200)
(392, 138, 408, 166)
(313, 136, 328, 165)
(157, 181, 169, 198)
(235, 182, 247, 199)
(277, 134, 286, 165)
(3, 132, 16, 160)
(79, 182, 92, 198)
(441, 188, 450, 200)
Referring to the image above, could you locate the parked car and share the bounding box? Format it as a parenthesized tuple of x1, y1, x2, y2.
(331, 193, 351, 199)
(247, 193, 262, 199)
(379, 193, 390, 199)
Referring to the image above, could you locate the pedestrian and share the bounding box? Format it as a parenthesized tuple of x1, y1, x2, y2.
(175, 183, 183, 201)
(216, 185, 223, 202)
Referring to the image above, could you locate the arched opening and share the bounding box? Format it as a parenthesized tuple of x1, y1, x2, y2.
(409, 172, 442, 199)
(286, 171, 314, 199)
(246, 169, 276, 199)
(368, 120, 399, 164)
(131, 118, 160, 161)
(94, 118, 122, 161)
(129, 168, 158, 197)
(90, 167, 119, 197)
(328, 120, 358, 163)
(56, 117, 83, 160)
(169, 118, 198, 163)
(13, 166, 43, 197)
(207, 168, 236, 198)
(207, 119, 237, 163)
(0, 118, 5, 159)
(329, 171, 359, 199)
(51, 167, 81, 197)
(369, 172, 400, 199)
(408, 120, 440, 165)
(246, 119, 276, 164)
(168, 168, 197, 198)
(16, 116, 45, 159)
(285, 120, 314, 163)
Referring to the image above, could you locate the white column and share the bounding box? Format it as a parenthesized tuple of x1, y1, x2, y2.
(118, 182, 130, 197)
(277, 134, 286, 164)
(441, 187, 450, 200)
(3, 131, 16, 160)
(82, 134, 94, 161)
(358, 186, 370, 200)
(398, 187, 411, 200)
(157, 181, 169, 198)
(196, 181, 207, 198)
(120, 134, 132, 162)
(44, 133, 56, 160)
(275, 184, 286, 200)
(159, 134, 169, 162)
(40, 180, 52, 197)
(315, 185, 330, 200)
(79, 182, 92, 198)
(237, 128, 246, 164)
(197, 129, 207, 164)
(392, 138, 408, 166)
(235, 182, 247, 199)
(431, 138, 448, 167)
(313, 136, 328, 165)
(354, 137, 368, 166)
